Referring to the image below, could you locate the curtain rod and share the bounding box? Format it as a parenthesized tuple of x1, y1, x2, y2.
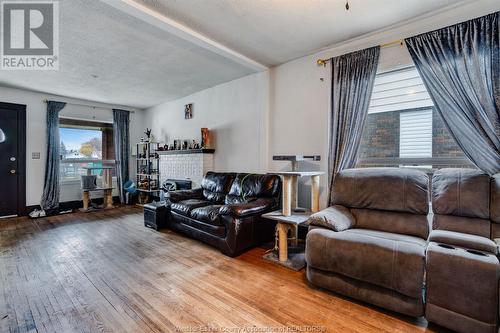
(42, 98, 135, 113)
(316, 39, 404, 66)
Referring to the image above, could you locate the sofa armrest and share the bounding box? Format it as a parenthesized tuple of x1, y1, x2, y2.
(219, 198, 274, 218)
(308, 205, 356, 232)
(429, 230, 498, 254)
(166, 188, 203, 203)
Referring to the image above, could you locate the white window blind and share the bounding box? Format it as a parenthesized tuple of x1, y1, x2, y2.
(399, 109, 432, 158)
(369, 66, 433, 114)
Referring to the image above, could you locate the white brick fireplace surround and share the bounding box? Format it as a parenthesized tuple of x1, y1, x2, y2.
(158, 149, 215, 188)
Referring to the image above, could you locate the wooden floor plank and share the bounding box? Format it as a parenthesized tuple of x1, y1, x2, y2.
(0, 207, 447, 333)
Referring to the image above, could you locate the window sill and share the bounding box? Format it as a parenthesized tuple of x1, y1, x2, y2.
(357, 157, 473, 166)
(60, 177, 117, 185)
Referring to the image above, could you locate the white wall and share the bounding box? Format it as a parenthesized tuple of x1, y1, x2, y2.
(0, 86, 145, 206)
(144, 71, 269, 173)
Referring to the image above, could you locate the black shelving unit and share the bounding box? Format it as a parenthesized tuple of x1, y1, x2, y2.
(136, 142, 161, 201)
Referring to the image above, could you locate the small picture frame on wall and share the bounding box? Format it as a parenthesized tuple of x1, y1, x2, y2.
(185, 103, 193, 119)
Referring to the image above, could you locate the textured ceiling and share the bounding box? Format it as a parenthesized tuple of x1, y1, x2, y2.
(135, 0, 465, 66)
(0, 0, 488, 108)
(0, 0, 256, 108)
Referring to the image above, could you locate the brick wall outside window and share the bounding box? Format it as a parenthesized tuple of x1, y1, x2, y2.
(357, 109, 470, 168)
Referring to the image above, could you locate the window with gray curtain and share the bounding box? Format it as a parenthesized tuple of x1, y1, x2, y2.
(328, 46, 379, 204)
(357, 65, 474, 170)
(405, 12, 500, 175)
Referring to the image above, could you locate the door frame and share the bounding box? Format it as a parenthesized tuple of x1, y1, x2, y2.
(0, 102, 26, 216)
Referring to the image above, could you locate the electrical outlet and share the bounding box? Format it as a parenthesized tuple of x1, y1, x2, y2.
(32, 152, 41, 159)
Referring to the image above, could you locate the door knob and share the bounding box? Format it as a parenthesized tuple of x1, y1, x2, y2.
(10, 170, 16, 174)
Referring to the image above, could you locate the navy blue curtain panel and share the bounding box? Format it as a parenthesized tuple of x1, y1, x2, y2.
(41, 101, 66, 211)
(113, 109, 130, 203)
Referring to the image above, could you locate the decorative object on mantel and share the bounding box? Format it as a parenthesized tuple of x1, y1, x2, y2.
(174, 139, 182, 150)
(144, 128, 152, 142)
(156, 148, 215, 155)
(184, 103, 193, 119)
(163, 139, 201, 151)
(201, 128, 211, 148)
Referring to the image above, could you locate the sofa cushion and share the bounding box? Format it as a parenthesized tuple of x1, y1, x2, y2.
(433, 214, 491, 238)
(432, 168, 490, 219)
(331, 167, 429, 214)
(351, 208, 430, 239)
(167, 188, 204, 203)
(219, 198, 275, 218)
(226, 173, 280, 204)
(306, 228, 426, 298)
(190, 205, 223, 225)
(171, 199, 211, 217)
(201, 172, 236, 203)
(308, 205, 355, 232)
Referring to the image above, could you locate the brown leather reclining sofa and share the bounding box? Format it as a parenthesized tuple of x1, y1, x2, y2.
(165, 172, 281, 257)
(305, 167, 430, 316)
(305, 167, 500, 332)
(425, 169, 500, 333)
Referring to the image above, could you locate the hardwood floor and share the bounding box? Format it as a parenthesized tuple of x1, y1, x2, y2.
(0, 207, 446, 333)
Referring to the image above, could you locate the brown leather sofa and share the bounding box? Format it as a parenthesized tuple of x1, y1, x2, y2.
(165, 172, 281, 257)
(425, 169, 500, 333)
(305, 167, 430, 317)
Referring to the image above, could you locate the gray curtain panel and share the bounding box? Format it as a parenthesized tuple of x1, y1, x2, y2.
(328, 46, 380, 205)
(41, 101, 66, 211)
(113, 109, 130, 203)
(405, 12, 500, 175)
